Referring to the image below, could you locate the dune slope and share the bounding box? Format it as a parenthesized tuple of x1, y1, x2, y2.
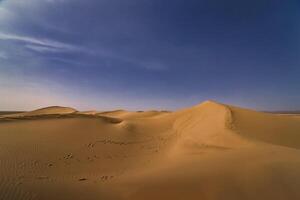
(0, 101, 300, 200)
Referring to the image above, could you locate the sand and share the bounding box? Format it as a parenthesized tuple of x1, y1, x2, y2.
(0, 101, 300, 199)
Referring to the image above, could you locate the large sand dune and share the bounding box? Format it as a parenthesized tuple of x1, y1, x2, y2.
(0, 101, 300, 199)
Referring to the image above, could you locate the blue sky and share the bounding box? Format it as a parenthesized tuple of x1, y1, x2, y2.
(0, 0, 299, 111)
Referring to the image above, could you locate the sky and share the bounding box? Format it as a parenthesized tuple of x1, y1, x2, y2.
(0, 0, 299, 111)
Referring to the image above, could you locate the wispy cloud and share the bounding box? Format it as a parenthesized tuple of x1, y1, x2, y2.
(0, 31, 168, 71)
(0, 31, 103, 56)
(0, 32, 80, 52)
(25, 44, 69, 53)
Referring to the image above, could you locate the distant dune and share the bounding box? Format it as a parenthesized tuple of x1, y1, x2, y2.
(0, 101, 300, 200)
(22, 106, 78, 116)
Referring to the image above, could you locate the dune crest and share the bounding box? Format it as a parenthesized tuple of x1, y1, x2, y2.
(0, 106, 77, 119)
(170, 100, 245, 152)
(25, 106, 78, 116)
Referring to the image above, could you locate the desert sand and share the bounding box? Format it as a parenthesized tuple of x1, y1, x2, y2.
(0, 100, 300, 200)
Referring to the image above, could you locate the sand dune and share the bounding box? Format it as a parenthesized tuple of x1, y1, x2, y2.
(0, 106, 77, 119)
(0, 101, 300, 199)
(20, 106, 77, 117)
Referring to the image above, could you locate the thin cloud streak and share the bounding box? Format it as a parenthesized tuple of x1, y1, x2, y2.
(0, 31, 168, 70)
(25, 44, 71, 53)
(0, 32, 80, 52)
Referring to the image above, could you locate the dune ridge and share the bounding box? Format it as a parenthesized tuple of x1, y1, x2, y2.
(0, 101, 300, 200)
(0, 106, 123, 124)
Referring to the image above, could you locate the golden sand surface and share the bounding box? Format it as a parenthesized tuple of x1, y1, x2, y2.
(0, 101, 300, 200)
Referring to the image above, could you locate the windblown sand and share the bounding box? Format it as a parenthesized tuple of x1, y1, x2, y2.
(1, 101, 300, 200)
